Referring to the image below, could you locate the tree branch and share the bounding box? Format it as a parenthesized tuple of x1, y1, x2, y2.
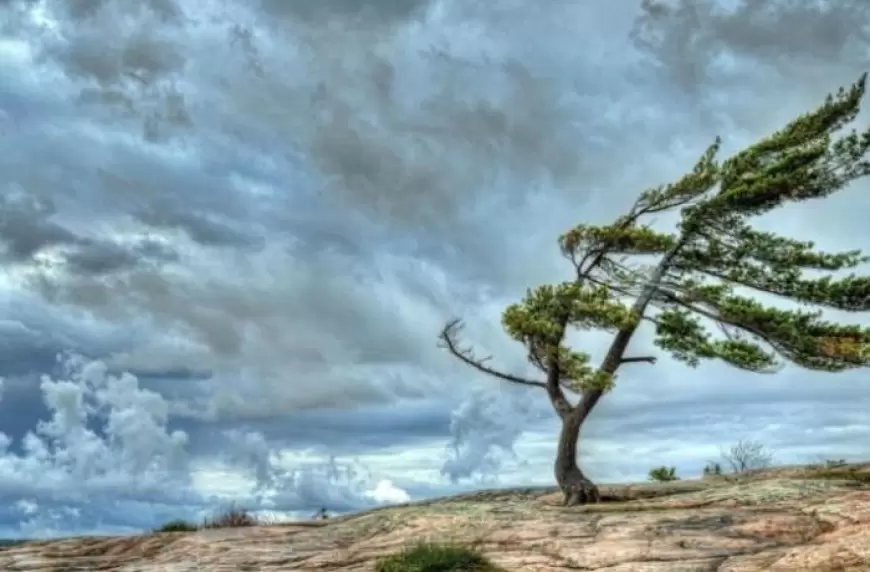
(526, 346, 584, 395)
(575, 241, 687, 422)
(620, 356, 658, 364)
(544, 315, 576, 419)
(651, 287, 786, 368)
(438, 319, 547, 389)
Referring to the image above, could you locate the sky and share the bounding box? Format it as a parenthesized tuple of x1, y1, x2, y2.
(0, 0, 869, 539)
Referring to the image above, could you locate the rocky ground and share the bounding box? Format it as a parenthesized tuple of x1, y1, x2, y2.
(1, 463, 868, 571)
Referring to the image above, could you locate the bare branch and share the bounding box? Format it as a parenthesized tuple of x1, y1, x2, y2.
(720, 439, 774, 475)
(438, 319, 547, 389)
(620, 356, 658, 364)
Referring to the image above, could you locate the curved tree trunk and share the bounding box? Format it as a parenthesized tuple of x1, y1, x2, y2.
(554, 406, 600, 506)
(552, 243, 684, 506)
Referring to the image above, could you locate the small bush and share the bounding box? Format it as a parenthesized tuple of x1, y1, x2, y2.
(702, 461, 723, 477)
(720, 439, 773, 474)
(201, 504, 259, 529)
(375, 542, 504, 572)
(154, 519, 198, 533)
(648, 466, 680, 482)
(154, 505, 261, 534)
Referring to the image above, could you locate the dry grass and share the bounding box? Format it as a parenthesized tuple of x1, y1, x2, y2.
(154, 504, 261, 533)
(201, 504, 259, 529)
(806, 467, 870, 485)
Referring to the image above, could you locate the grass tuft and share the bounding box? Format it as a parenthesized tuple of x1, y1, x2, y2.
(375, 542, 506, 572)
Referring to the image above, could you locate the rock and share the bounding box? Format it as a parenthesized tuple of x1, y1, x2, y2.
(1, 463, 869, 571)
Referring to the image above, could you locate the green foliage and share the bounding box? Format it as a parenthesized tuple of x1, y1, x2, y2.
(692, 77, 870, 222)
(648, 466, 680, 482)
(375, 543, 505, 572)
(653, 307, 779, 371)
(634, 137, 722, 213)
(154, 519, 198, 533)
(702, 462, 723, 477)
(501, 282, 636, 391)
(492, 73, 870, 398)
(559, 223, 678, 258)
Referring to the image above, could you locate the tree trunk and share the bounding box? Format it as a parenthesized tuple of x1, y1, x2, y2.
(554, 406, 600, 506)
(551, 241, 686, 506)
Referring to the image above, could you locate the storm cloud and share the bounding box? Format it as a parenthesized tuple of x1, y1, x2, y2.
(0, 0, 869, 538)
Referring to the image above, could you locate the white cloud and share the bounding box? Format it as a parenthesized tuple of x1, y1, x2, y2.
(0, 354, 191, 503)
(441, 385, 543, 483)
(366, 479, 412, 504)
(0, 356, 418, 537)
(218, 433, 414, 513)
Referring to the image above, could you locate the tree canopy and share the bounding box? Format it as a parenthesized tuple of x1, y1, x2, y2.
(442, 73, 870, 404)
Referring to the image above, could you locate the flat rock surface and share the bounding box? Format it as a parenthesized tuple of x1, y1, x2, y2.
(2, 464, 869, 571)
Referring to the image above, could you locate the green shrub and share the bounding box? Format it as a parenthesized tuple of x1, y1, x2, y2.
(154, 519, 198, 533)
(375, 542, 505, 572)
(648, 466, 680, 482)
(702, 461, 723, 476)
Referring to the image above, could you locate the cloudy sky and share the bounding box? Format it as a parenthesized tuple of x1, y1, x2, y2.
(1, 0, 870, 539)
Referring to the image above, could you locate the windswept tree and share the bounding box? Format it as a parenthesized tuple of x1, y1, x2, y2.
(439, 75, 870, 506)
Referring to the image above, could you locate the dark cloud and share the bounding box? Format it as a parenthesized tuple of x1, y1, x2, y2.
(0, 214, 174, 310)
(54, 29, 185, 85)
(0, 191, 79, 262)
(134, 205, 263, 248)
(2, 0, 193, 142)
(258, 0, 432, 25)
(56, 0, 184, 23)
(0, 188, 178, 275)
(302, 59, 585, 234)
(64, 237, 178, 275)
(173, 399, 455, 457)
(631, 0, 870, 93)
(2, 0, 870, 538)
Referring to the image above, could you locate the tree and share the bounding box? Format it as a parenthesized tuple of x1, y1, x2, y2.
(720, 439, 773, 474)
(439, 75, 870, 506)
